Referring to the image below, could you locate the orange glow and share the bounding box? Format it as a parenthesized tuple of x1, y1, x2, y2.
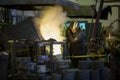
(34, 5, 68, 55)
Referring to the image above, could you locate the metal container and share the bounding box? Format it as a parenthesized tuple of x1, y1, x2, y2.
(38, 74, 46, 80)
(76, 70, 90, 80)
(62, 69, 79, 80)
(37, 65, 46, 73)
(51, 74, 62, 80)
(78, 61, 90, 70)
(90, 70, 100, 80)
(28, 62, 36, 72)
(91, 60, 105, 70)
(100, 68, 110, 80)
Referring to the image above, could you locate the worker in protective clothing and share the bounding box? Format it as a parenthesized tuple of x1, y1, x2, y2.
(66, 21, 86, 68)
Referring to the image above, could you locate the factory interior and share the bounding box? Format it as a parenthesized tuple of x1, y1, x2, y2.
(0, 0, 120, 80)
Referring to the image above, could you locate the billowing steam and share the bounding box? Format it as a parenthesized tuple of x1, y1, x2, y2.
(34, 5, 68, 55)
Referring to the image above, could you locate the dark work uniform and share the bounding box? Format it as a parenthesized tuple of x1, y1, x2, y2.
(66, 28, 86, 68)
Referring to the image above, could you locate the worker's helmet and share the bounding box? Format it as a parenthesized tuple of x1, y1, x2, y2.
(69, 21, 80, 31)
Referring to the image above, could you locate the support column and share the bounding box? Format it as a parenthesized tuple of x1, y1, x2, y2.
(118, 7, 120, 26)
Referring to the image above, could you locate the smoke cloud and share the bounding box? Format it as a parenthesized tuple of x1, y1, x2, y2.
(34, 5, 68, 41)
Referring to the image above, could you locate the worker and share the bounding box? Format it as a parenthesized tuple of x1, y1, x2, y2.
(66, 21, 86, 68)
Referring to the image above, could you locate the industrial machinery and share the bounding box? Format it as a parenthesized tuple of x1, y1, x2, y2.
(1, 0, 119, 80)
(0, 0, 80, 79)
(13, 40, 68, 80)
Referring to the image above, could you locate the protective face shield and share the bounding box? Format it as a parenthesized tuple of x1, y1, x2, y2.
(72, 22, 78, 30)
(69, 21, 79, 33)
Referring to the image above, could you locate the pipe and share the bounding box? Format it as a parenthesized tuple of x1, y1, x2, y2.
(92, 0, 104, 39)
